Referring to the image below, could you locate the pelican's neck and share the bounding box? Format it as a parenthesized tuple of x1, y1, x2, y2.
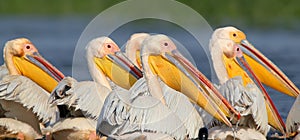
(141, 53, 166, 104)
(125, 43, 138, 66)
(4, 47, 20, 75)
(86, 52, 112, 91)
(210, 42, 229, 85)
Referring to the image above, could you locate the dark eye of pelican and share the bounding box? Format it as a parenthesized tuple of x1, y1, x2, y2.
(164, 42, 168, 46)
(233, 33, 237, 37)
(26, 45, 30, 49)
(237, 48, 240, 51)
(107, 45, 111, 48)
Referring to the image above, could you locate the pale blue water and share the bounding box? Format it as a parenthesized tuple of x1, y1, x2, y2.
(0, 16, 299, 124)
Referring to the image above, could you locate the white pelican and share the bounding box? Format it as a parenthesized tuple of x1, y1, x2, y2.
(97, 34, 242, 139)
(48, 37, 143, 119)
(0, 38, 61, 137)
(124, 33, 212, 135)
(206, 26, 292, 138)
(47, 37, 143, 139)
(208, 26, 300, 138)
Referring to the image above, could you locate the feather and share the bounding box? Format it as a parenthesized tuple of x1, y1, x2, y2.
(129, 77, 203, 138)
(216, 76, 269, 135)
(0, 118, 43, 139)
(97, 90, 188, 140)
(0, 75, 59, 125)
(0, 65, 8, 80)
(49, 77, 110, 120)
(161, 83, 204, 138)
(286, 94, 300, 133)
(49, 117, 97, 132)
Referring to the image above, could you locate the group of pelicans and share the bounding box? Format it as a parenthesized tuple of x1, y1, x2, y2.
(0, 26, 300, 140)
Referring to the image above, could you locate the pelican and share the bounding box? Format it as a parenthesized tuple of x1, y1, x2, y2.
(48, 37, 142, 119)
(47, 37, 143, 139)
(0, 38, 61, 137)
(124, 33, 213, 135)
(205, 26, 295, 138)
(233, 27, 300, 138)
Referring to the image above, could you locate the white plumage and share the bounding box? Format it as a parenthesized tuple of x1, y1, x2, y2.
(0, 75, 59, 135)
(97, 78, 188, 140)
(0, 65, 8, 80)
(44, 117, 98, 140)
(286, 94, 300, 135)
(211, 77, 268, 135)
(0, 118, 43, 140)
(49, 76, 110, 120)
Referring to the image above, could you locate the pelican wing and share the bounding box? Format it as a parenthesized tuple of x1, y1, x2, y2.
(217, 76, 269, 135)
(161, 82, 204, 138)
(286, 95, 300, 133)
(0, 65, 8, 80)
(50, 77, 110, 120)
(130, 77, 204, 138)
(97, 90, 188, 140)
(0, 75, 59, 124)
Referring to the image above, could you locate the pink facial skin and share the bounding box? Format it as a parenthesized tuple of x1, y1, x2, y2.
(234, 44, 243, 58)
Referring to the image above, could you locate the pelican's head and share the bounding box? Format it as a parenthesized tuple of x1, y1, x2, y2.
(4, 38, 64, 92)
(210, 26, 245, 59)
(125, 33, 150, 69)
(86, 37, 120, 59)
(141, 34, 176, 57)
(4, 38, 38, 58)
(86, 37, 142, 90)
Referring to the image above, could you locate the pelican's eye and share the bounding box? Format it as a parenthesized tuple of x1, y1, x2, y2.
(24, 44, 31, 49)
(107, 44, 111, 48)
(229, 31, 246, 43)
(164, 42, 168, 46)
